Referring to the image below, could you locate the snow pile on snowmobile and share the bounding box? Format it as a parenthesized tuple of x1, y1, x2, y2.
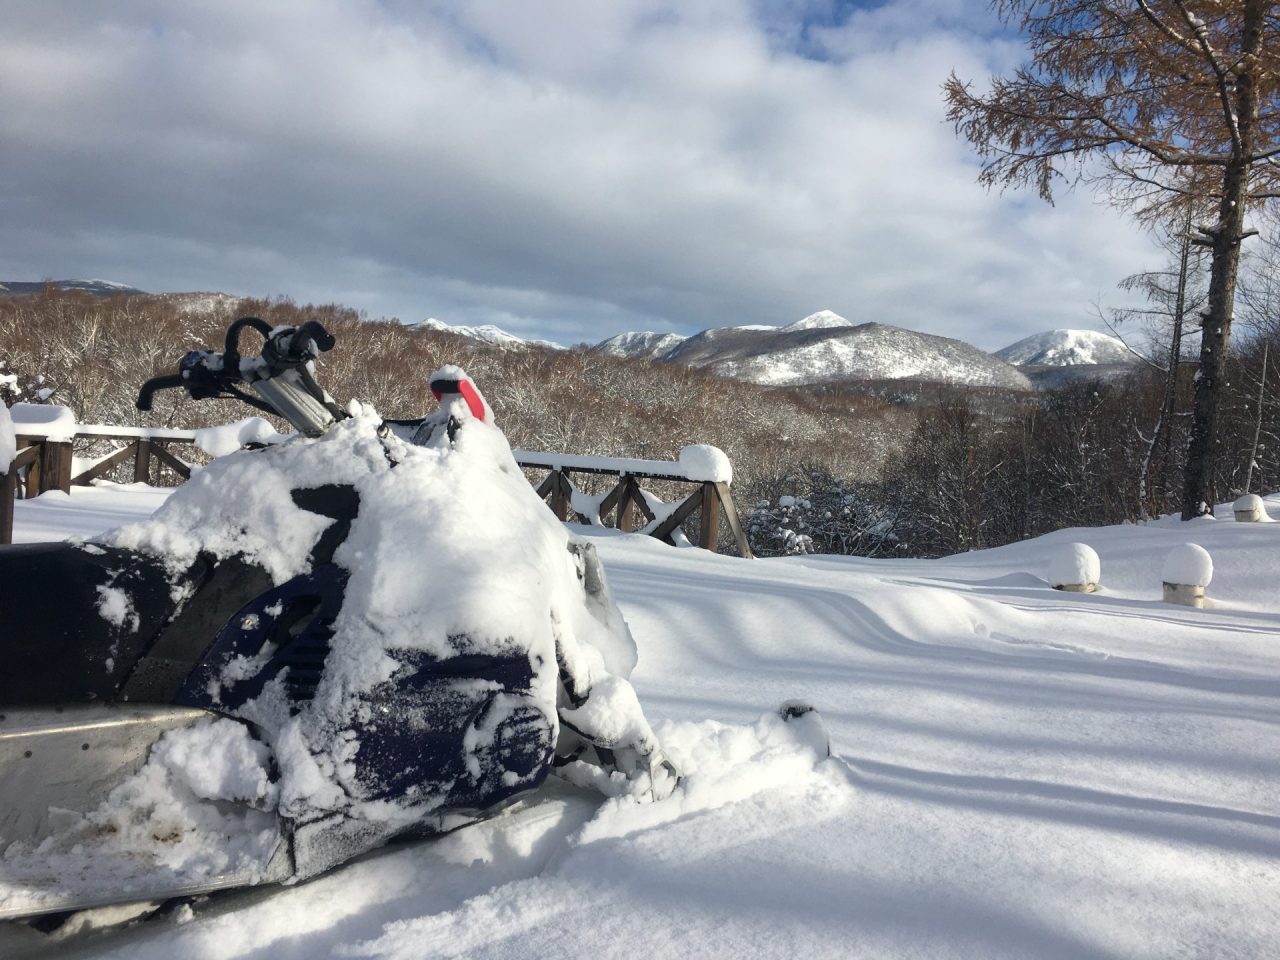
(0, 319, 675, 920)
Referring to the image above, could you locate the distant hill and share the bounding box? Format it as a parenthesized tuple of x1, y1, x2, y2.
(995, 329, 1138, 367)
(592, 330, 688, 360)
(0, 279, 148, 297)
(411, 317, 564, 351)
(602, 311, 1032, 391)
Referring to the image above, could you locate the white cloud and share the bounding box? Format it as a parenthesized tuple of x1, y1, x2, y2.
(0, 0, 1164, 348)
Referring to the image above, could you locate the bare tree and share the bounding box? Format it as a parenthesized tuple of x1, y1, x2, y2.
(945, 1, 1280, 518)
(1104, 205, 1208, 513)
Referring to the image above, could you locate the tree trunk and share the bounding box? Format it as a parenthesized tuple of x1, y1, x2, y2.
(1244, 341, 1269, 493)
(1153, 207, 1191, 509)
(1181, 1, 1264, 520)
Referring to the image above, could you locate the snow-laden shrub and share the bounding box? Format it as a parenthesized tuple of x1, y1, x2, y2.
(746, 470, 900, 558)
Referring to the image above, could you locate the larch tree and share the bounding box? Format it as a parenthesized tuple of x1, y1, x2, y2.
(945, 1, 1280, 518)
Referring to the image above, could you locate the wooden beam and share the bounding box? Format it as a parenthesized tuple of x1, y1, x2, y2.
(22, 441, 42, 498)
(149, 442, 192, 480)
(10, 445, 39, 472)
(0, 447, 36, 544)
(548, 469, 569, 521)
(715, 481, 753, 559)
(133, 438, 152, 483)
(36, 441, 73, 495)
(698, 482, 720, 551)
(0, 470, 14, 545)
(617, 477, 637, 531)
(534, 470, 557, 500)
(597, 477, 629, 522)
(72, 442, 140, 486)
(627, 479, 655, 528)
(647, 489, 703, 545)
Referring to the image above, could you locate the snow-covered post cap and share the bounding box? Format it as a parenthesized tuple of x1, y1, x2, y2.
(1162, 543, 1212, 608)
(678, 444, 733, 484)
(8, 402, 76, 441)
(1233, 493, 1266, 522)
(1048, 542, 1100, 593)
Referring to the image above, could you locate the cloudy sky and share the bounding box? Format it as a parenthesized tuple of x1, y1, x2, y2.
(1, 0, 1163, 349)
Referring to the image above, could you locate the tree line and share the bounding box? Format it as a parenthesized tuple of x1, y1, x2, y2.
(2, 286, 1277, 559)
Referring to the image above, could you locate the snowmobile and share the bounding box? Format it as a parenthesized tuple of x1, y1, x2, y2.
(0, 317, 677, 922)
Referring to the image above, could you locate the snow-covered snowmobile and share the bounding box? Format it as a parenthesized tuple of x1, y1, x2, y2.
(0, 317, 677, 921)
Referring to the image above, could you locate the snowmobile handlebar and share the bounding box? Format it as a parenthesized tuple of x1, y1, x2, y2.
(136, 373, 188, 413)
(135, 317, 344, 437)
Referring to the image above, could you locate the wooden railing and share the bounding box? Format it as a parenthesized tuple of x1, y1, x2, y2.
(515, 451, 752, 557)
(2, 426, 752, 557)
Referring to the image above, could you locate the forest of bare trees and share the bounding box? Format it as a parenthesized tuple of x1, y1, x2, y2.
(3, 285, 1278, 559)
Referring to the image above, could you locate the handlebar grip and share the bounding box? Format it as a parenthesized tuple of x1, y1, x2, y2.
(136, 373, 187, 411)
(292, 320, 336, 355)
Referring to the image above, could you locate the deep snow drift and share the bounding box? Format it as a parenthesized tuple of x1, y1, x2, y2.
(2, 486, 1279, 959)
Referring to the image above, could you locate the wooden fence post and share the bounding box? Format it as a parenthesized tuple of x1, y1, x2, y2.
(34, 440, 73, 495)
(714, 481, 753, 559)
(698, 482, 720, 550)
(548, 469, 570, 521)
(134, 438, 152, 483)
(1, 445, 42, 545)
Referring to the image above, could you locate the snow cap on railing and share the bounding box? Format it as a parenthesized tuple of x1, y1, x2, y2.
(8, 402, 77, 441)
(678, 444, 733, 484)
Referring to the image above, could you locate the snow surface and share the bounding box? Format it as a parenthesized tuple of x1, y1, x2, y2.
(1047, 541, 1100, 587)
(4, 490, 1280, 958)
(995, 329, 1137, 367)
(1162, 542, 1214, 587)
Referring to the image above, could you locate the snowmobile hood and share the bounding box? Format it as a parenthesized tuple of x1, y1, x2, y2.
(99, 404, 641, 826)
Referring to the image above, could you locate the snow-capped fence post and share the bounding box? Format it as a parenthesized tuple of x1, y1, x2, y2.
(1233, 493, 1265, 522)
(1049, 542, 1100, 593)
(1162, 543, 1213, 608)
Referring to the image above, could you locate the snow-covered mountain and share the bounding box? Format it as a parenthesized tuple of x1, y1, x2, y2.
(592, 330, 688, 360)
(995, 329, 1137, 367)
(658, 312, 1032, 390)
(413, 317, 564, 351)
(0, 279, 148, 297)
(779, 309, 856, 333)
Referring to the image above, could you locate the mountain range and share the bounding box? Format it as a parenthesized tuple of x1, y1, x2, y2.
(3, 280, 1139, 391)
(590, 311, 1136, 391)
